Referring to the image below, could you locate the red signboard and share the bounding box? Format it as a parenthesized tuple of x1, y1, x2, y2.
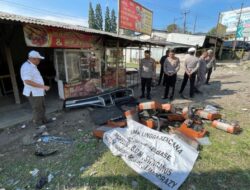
(23, 24, 101, 48)
(119, 0, 152, 35)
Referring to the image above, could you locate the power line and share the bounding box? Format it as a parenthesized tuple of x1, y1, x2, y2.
(193, 15, 197, 34)
(182, 10, 190, 33)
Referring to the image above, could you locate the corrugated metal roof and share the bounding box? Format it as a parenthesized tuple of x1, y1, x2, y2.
(0, 11, 166, 46)
(0, 11, 125, 37)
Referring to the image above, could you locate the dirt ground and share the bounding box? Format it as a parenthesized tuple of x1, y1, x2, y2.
(0, 61, 250, 190)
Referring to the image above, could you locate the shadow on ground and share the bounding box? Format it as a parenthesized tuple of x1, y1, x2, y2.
(133, 76, 238, 106)
(47, 168, 250, 190)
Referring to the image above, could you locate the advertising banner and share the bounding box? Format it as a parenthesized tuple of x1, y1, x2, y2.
(103, 120, 199, 190)
(119, 0, 152, 35)
(220, 7, 250, 37)
(23, 24, 101, 48)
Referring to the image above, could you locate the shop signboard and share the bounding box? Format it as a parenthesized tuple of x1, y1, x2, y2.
(119, 0, 152, 35)
(220, 7, 250, 38)
(236, 24, 250, 38)
(23, 24, 101, 48)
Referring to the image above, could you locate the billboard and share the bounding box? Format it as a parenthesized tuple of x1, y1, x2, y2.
(119, 0, 153, 35)
(220, 7, 250, 37)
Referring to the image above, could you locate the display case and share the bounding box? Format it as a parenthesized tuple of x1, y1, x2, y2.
(102, 48, 126, 89)
(54, 49, 101, 99)
(106, 48, 124, 68)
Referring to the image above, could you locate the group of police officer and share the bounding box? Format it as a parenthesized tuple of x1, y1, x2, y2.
(139, 47, 216, 100)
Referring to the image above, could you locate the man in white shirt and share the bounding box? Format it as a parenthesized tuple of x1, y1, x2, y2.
(20, 50, 50, 126)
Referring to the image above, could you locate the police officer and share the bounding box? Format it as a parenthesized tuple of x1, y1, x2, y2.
(139, 50, 156, 100)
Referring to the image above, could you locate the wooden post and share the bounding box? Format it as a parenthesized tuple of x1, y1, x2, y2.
(233, 3, 244, 52)
(214, 12, 221, 57)
(124, 47, 127, 87)
(138, 44, 142, 88)
(102, 38, 106, 89)
(116, 40, 120, 87)
(4, 45, 21, 104)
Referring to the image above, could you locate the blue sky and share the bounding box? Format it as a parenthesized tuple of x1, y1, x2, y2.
(0, 0, 249, 33)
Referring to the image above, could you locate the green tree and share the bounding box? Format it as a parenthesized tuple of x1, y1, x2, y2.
(167, 24, 178, 32)
(166, 23, 183, 33)
(216, 24, 227, 37)
(110, 9, 117, 33)
(207, 26, 217, 36)
(105, 7, 111, 32)
(207, 24, 227, 36)
(88, 2, 95, 29)
(95, 3, 103, 30)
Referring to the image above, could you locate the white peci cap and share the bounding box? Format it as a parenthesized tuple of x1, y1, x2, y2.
(28, 50, 45, 59)
(207, 49, 213, 54)
(188, 47, 196, 53)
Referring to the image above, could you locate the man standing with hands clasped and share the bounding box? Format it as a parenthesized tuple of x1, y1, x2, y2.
(139, 50, 156, 100)
(21, 50, 50, 126)
(179, 47, 199, 99)
(162, 49, 180, 100)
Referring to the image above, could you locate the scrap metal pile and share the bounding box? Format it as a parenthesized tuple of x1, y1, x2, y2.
(63, 87, 135, 109)
(93, 101, 242, 148)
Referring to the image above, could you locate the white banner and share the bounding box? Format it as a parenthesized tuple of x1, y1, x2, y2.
(103, 120, 199, 190)
(220, 7, 250, 34)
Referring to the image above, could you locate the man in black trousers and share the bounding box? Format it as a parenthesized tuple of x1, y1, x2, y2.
(158, 49, 169, 86)
(139, 50, 156, 100)
(179, 47, 199, 98)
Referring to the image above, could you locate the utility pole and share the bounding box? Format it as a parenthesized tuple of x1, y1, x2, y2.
(233, 2, 244, 52)
(193, 15, 197, 34)
(172, 18, 176, 32)
(173, 17, 182, 32)
(183, 10, 190, 34)
(214, 12, 221, 59)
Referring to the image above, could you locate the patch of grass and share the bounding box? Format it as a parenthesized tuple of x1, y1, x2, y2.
(0, 129, 156, 190)
(79, 151, 158, 190)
